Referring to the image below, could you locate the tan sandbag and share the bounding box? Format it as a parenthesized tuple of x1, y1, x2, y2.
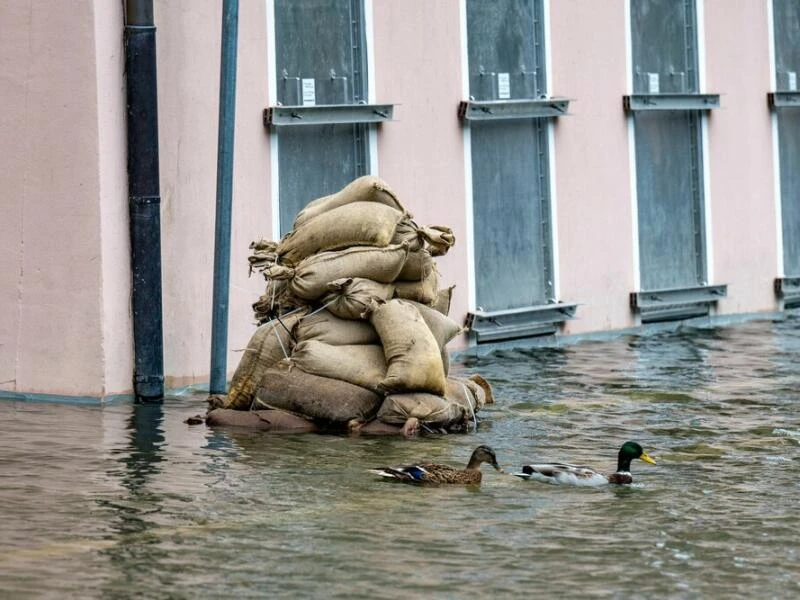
(376, 392, 466, 429)
(206, 408, 318, 432)
(255, 363, 383, 424)
(406, 300, 462, 349)
(252, 279, 295, 323)
(223, 309, 308, 410)
(265, 243, 409, 302)
(419, 225, 455, 256)
(432, 285, 455, 316)
(293, 175, 406, 229)
(289, 340, 387, 394)
(468, 373, 495, 405)
(248, 239, 279, 274)
(376, 376, 483, 429)
(277, 202, 405, 266)
(293, 309, 379, 345)
(393, 264, 439, 305)
(391, 216, 424, 252)
(321, 277, 395, 320)
(441, 347, 450, 377)
(368, 299, 446, 396)
(397, 248, 434, 281)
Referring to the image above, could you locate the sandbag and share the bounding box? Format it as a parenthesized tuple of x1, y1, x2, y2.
(277, 202, 405, 266)
(255, 363, 383, 424)
(432, 285, 455, 316)
(293, 175, 406, 229)
(375, 376, 484, 429)
(368, 299, 446, 396)
(265, 243, 409, 302)
(393, 264, 439, 305)
(397, 248, 434, 281)
(293, 309, 379, 345)
(321, 277, 395, 320)
(408, 300, 462, 350)
(290, 340, 387, 394)
(419, 225, 455, 256)
(391, 216, 424, 252)
(248, 239, 279, 274)
(206, 408, 317, 432)
(253, 279, 294, 323)
(467, 373, 494, 405)
(223, 309, 307, 410)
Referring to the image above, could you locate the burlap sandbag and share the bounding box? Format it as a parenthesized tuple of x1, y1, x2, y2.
(432, 285, 455, 316)
(252, 278, 294, 323)
(393, 264, 439, 305)
(248, 239, 279, 275)
(254, 363, 383, 424)
(406, 300, 462, 350)
(391, 216, 424, 252)
(376, 376, 484, 429)
(265, 243, 409, 302)
(224, 309, 307, 410)
(419, 225, 455, 257)
(206, 408, 318, 432)
(397, 248, 434, 281)
(293, 175, 406, 229)
(321, 277, 395, 320)
(467, 373, 494, 405)
(293, 308, 379, 345)
(277, 202, 405, 267)
(290, 340, 387, 394)
(368, 299, 446, 396)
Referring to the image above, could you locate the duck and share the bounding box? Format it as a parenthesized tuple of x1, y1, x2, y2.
(511, 441, 656, 486)
(369, 445, 502, 484)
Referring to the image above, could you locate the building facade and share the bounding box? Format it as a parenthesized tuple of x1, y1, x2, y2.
(1, 0, 797, 399)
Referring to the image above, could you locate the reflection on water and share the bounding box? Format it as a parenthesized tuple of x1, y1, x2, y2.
(1, 314, 800, 598)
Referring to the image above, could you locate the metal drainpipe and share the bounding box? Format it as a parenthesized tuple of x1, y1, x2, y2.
(209, 0, 239, 394)
(125, 0, 165, 403)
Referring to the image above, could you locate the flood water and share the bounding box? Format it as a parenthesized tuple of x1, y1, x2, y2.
(2, 314, 799, 598)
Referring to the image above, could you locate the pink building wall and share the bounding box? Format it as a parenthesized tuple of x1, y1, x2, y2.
(704, 0, 779, 314)
(0, 0, 789, 399)
(550, 0, 637, 334)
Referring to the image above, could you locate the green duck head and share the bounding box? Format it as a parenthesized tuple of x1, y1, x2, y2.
(617, 441, 656, 473)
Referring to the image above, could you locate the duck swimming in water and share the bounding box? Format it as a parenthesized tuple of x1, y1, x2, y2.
(511, 441, 656, 486)
(369, 445, 502, 484)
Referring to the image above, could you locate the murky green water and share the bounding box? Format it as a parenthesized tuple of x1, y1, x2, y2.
(2, 315, 800, 598)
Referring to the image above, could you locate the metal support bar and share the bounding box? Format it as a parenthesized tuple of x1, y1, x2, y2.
(210, 0, 239, 395)
(264, 104, 394, 127)
(623, 93, 720, 112)
(767, 92, 800, 109)
(775, 277, 800, 308)
(630, 284, 727, 323)
(466, 303, 577, 344)
(458, 98, 571, 121)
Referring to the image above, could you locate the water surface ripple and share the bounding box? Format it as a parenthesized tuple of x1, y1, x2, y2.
(2, 315, 800, 598)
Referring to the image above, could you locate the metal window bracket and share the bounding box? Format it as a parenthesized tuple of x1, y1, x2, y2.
(458, 98, 571, 122)
(630, 284, 727, 323)
(623, 93, 720, 112)
(264, 103, 395, 128)
(466, 303, 578, 344)
(767, 91, 800, 109)
(775, 277, 800, 308)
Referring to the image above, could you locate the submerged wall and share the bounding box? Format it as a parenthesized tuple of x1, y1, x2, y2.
(0, 0, 789, 399)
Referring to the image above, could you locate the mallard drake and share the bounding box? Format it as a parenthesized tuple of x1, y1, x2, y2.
(369, 445, 502, 484)
(511, 441, 656, 486)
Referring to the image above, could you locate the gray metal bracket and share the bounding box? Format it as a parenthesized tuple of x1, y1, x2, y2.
(466, 303, 578, 344)
(623, 93, 720, 112)
(775, 277, 800, 308)
(264, 104, 394, 128)
(458, 98, 571, 122)
(767, 92, 800, 109)
(630, 284, 727, 323)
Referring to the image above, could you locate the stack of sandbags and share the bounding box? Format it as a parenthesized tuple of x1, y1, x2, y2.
(221, 175, 492, 432)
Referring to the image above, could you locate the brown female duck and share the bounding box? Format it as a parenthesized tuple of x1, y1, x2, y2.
(369, 445, 502, 484)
